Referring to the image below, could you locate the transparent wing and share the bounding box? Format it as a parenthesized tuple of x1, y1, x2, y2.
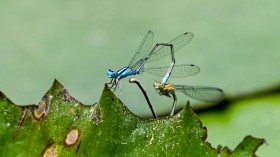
(142, 64, 200, 78)
(174, 85, 224, 102)
(147, 32, 194, 63)
(128, 31, 154, 69)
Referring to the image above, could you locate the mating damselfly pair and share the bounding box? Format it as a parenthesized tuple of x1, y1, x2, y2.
(107, 31, 224, 118)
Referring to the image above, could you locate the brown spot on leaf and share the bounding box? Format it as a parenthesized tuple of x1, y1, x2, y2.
(91, 104, 101, 125)
(61, 88, 77, 102)
(32, 99, 49, 121)
(13, 107, 28, 139)
(95, 115, 101, 124)
(42, 144, 58, 157)
(65, 128, 80, 146)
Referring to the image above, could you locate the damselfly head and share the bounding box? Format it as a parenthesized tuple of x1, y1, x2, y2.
(159, 84, 165, 89)
(107, 69, 118, 78)
(153, 81, 162, 90)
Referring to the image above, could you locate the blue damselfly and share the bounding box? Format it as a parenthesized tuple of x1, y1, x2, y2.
(107, 31, 194, 90)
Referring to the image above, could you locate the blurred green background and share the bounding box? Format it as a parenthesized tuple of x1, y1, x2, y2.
(0, 0, 279, 156)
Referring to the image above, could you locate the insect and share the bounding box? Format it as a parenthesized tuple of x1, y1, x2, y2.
(129, 64, 200, 119)
(153, 81, 225, 116)
(148, 32, 224, 116)
(107, 31, 194, 90)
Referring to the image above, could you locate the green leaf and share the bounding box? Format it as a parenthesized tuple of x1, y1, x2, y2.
(219, 136, 265, 157)
(0, 80, 264, 156)
(199, 93, 280, 156)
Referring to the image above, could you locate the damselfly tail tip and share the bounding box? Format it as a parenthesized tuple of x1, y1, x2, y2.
(129, 77, 138, 83)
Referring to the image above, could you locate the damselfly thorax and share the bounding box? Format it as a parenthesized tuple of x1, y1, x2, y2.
(153, 81, 175, 97)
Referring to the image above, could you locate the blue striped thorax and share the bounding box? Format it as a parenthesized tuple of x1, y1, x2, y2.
(107, 67, 139, 79)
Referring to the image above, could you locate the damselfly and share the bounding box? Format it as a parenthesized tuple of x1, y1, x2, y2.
(107, 31, 194, 90)
(154, 81, 224, 116)
(150, 32, 224, 116)
(129, 64, 201, 119)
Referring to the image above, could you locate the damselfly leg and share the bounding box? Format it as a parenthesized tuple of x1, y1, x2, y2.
(153, 82, 177, 116)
